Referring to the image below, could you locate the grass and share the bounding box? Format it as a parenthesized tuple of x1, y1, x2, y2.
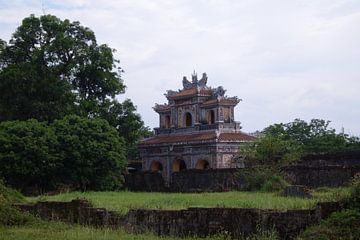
(27, 187, 351, 215)
(0, 221, 194, 240)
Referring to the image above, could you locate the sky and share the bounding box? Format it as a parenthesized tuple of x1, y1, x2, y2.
(0, 0, 359, 135)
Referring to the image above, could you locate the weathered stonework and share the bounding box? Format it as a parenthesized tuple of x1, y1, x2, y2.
(139, 72, 256, 182)
(15, 199, 344, 239)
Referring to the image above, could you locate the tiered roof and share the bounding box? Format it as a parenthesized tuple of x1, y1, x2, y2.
(140, 131, 256, 145)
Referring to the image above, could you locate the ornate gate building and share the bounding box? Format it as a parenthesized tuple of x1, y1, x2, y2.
(139, 72, 256, 182)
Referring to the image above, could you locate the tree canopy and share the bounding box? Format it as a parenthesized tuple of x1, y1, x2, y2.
(0, 14, 124, 122)
(263, 118, 360, 154)
(0, 116, 127, 192)
(0, 14, 151, 159)
(0, 14, 152, 192)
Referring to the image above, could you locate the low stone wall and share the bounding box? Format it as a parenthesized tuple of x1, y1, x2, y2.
(15, 199, 124, 227)
(284, 151, 360, 187)
(124, 171, 168, 192)
(15, 199, 343, 239)
(170, 168, 243, 192)
(125, 201, 342, 239)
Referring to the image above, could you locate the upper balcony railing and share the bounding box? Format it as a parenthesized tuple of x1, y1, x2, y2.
(154, 121, 241, 135)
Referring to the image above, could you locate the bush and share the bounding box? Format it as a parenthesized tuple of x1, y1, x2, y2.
(0, 180, 35, 226)
(0, 180, 24, 204)
(52, 115, 127, 191)
(261, 175, 289, 192)
(237, 166, 289, 192)
(0, 116, 127, 193)
(0, 120, 59, 192)
(345, 172, 360, 210)
(298, 209, 360, 240)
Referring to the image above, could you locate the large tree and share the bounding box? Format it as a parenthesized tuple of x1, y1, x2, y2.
(0, 14, 124, 122)
(0, 14, 151, 159)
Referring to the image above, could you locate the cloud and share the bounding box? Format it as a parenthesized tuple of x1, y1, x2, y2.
(0, 0, 359, 135)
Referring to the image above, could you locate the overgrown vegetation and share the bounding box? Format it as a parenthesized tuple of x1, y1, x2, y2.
(0, 180, 35, 226)
(296, 174, 360, 239)
(238, 119, 360, 191)
(0, 116, 127, 192)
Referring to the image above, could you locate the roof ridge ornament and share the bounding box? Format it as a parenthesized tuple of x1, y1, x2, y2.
(182, 71, 208, 89)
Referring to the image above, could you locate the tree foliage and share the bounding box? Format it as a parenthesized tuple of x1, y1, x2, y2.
(238, 118, 360, 191)
(0, 120, 59, 191)
(237, 136, 299, 191)
(0, 14, 124, 122)
(263, 118, 360, 154)
(0, 117, 127, 192)
(0, 14, 151, 160)
(53, 115, 127, 191)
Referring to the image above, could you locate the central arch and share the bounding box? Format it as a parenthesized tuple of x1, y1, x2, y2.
(172, 159, 187, 172)
(184, 112, 192, 127)
(195, 160, 210, 170)
(150, 161, 163, 172)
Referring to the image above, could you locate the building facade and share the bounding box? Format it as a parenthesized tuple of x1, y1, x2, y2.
(139, 72, 256, 182)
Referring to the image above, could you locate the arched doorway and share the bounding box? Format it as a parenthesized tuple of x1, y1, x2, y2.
(150, 161, 163, 172)
(184, 112, 192, 127)
(195, 160, 210, 170)
(164, 115, 171, 128)
(172, 159, 187, 172)
(207, 110, 215, 124)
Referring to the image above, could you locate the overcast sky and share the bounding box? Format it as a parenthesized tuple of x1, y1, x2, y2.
(1, 0, 359, 135)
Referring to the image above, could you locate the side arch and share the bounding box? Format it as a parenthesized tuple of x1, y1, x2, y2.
(172, 159, 187, 172)
(150, 161, 163, 172)
(195, 160, 210, 170)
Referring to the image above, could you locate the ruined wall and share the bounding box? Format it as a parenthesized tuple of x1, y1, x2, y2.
(171, 168, 243, 192)
(124, 171, 167, 192)
(128, 151, 360, 192)
(15, 199, 343, 240)
(284, 151, 360, 187)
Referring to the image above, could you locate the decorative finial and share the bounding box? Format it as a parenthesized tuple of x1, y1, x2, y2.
(191, 70, 198, 83)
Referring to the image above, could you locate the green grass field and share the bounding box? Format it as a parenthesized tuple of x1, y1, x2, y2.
(27, 187, 350, 215)
(0, 221, 209, 240)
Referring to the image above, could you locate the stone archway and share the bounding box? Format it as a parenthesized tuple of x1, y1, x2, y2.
(184, 112, 192, 127)
(150, 161, 163, 172)
(195, 160, 210, 170)
(172, 159, 187, 172)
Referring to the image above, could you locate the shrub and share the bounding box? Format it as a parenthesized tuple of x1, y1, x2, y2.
(261, 175, 289, 192)
(298, 209, 360, 240)
(0, 180, 35, 226)
(0, 116, 127, 193)
(0, 120, 59, 192)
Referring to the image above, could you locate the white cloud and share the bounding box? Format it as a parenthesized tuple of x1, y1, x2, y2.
(0, 0, 359, 135)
